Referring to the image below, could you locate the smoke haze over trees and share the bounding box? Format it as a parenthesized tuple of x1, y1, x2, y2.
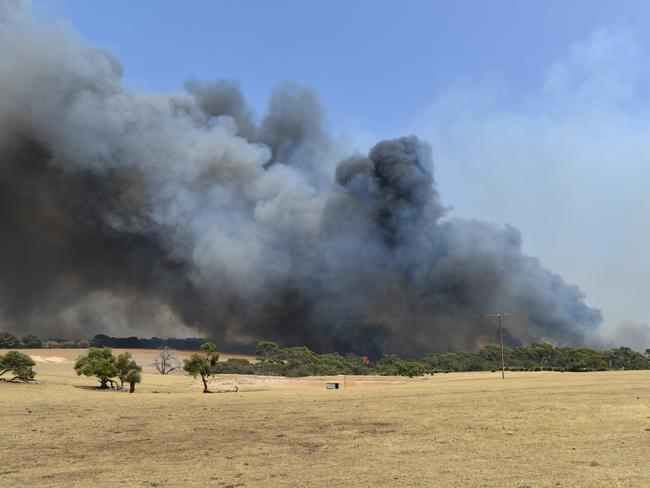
(0, 2, 604, 356)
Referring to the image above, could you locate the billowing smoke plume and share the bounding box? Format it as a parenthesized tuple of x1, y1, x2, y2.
(0, 3, 602, 356)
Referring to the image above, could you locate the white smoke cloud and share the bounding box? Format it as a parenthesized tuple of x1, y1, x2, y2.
(415, 27, 650, 349)
(612, 322, 650, 351)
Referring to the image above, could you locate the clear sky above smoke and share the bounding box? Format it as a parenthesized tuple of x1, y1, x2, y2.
(32, 0, 650, 346)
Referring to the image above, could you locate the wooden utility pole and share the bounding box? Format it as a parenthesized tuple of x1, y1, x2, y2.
(498, 314, 505, 379)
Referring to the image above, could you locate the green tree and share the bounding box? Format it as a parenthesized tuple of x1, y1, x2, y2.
(0, 350, 36, 382)
(376, 354, 401, 375)
(115, 352, 142, 389)
(74, 348, 119, 389)
(214, 358, 256, 374)
(125, 368, 141, 393)
(183, 342, 219, 393)
(256, 341, 279, 360)
(255, 341, 284, 374)
(200, 342, 220, 367)
(183, 353, 212, 393)
(343, 354, 373, 375)
(0, 332, 20, 349)
(279, 346, 317, 367)
(607, 347, 649, 370)
(396, 360, 426, 378)
(20, 334, 42, 348)
(478, 345, 502, 362)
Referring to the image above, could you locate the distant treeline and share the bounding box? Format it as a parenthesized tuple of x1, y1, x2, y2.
(90, 334, 206, 350)
(216, 341, 650, 377)
(2, 331, 650, 375)
(423, 343, 650, 373)
(0, 332, 205, 350)
(0, 332, 69, 349)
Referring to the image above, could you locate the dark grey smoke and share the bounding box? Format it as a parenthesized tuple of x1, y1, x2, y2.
(185, 77, 256, 140)
(0, 3, 602, 355)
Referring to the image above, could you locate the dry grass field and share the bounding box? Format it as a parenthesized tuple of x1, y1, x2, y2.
(1, 349, 650, 487)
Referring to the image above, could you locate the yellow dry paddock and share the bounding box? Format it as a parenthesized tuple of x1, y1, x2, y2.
(1, 349, 649, 487)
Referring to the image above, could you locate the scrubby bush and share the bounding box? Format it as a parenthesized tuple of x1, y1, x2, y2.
(125, 368, 141, 393)
(214, 358, 256, 375)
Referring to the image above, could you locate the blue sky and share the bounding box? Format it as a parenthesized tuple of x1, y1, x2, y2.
(34, 0, 650, 344)
(36, 0, 650, 136)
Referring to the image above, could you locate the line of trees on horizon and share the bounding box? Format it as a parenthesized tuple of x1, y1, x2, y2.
(0, 332, 90, 349)
(2, 331, 650, 375)
(90, 334, 206, 350)
(216, 341, 650, 377)
(0, 332, 205, 350)
(2, 341, 650, 393)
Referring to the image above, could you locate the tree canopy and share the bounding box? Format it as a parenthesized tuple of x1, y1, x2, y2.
(74, 348, 142, 390)
(116, 352, 142, 391)
(183, 353, 213, 393)
(0, 332, 21, 349)
(183, 342, 220, 393)
(0, 350, 36, 382)
(74, 348, 119, 389)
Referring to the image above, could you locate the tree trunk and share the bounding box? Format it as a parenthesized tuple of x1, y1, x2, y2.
(99, 377, 109, 389)
(129, 382, 135, 393)
(201, 374, 209, 393)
